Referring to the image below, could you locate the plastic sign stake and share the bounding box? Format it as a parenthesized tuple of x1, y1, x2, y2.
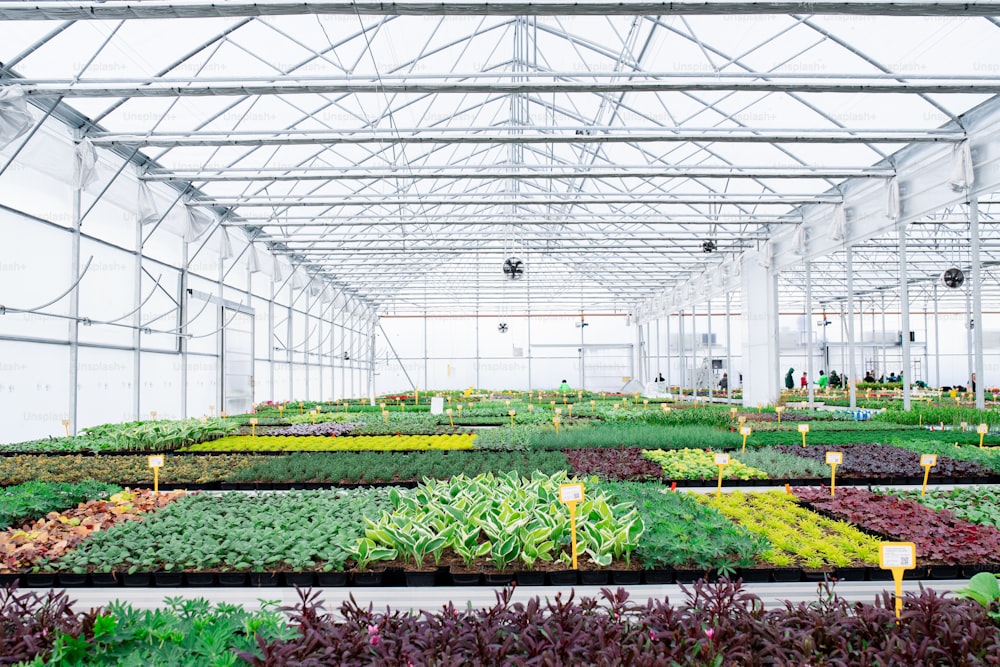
(384, 409, 390, 425)
(559, 483, 585, 569)
(590, 399, 596, 413)
(775, 406, 785, 423)
(978, 423, 989, 448)
(714, 453, 730, 497)
(299, 401, 304, 415)
(458, 405, 464, 417)
(643, 399, 649, 409)
(150, 411, 158, 421)
(568, 403, 573, 417)
(61, 418, 71, 437)
(960, 421, 968, 431)
(446, 409, 454, 427)
(277, 405, 284, 418)
(730, 407, 738, 419)
(661, 404, 670, 414)
(798, 423, 810, 448)
(310, 409, 318, 425)
(879, 542, 916, 620)
(526, 404, 532, 414)
(248, 417, 258, 437)
(826, 451, 843, 497)
(919, 454, 937, 496)
(508, 409, 516, 428)
(740, 426, 752, 454)
(553, 416, 561, 434)
(148, 455, 164, 495)
(738, 415, 746, 425)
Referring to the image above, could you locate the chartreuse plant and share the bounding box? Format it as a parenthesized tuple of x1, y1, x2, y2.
(181, 433, 476, 452)
(643, 449, 767, 480)
(51, 490, 395, 575)
(698, 490, 880, 569)
(363, 471, 643, 571)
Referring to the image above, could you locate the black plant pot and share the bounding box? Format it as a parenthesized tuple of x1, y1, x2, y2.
(832, 567, 867, 581)
(217, 572, 248, 587)
(484, 573, 514, 586)
(580, 571, 609, 585)
(609, 570, 642, 585)
(449, 572, 482, 586)
(352, 571, 384, 587)
(927, 564, 961, 579)
(0, 573, 21, 588)
(122, 571, 152, 587)
(154, 572, 183, 587)
(802, 569, 834, 582)
(184, 572, 216, 586)
(867, 566, 894, 581)
(23, 573, 56, 587)
(643, 568, 674, 585)
(514, 571, 545, 586)
(404, 571, 437, 587)
(673, 569, 705, 584)
(963, 564, 1000, 577)
(90, 572, 120, 587)
(547, 570, 578, 586)
(287, 572, 319, 587)
(736, 567, 771, 583)
(249, 572, 279, 587)
(57, 573, 89, 587)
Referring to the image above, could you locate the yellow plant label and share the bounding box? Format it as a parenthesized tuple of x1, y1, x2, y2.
(559, 483, 584, 504)
(740, 426, 752, 436)
(713, 453, 730, 466)
(798, 424, 810, 434)
(879, 542, 916, 569)
(978, 424, 989, 435)
(920, 454, 938, 467)
(825, 452, 843, 465)
(148, 455, 164, 468)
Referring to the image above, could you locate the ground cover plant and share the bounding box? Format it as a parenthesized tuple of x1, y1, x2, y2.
(564, 447, 665, 481)
(52, 489, 395, 575)
(530, 422, 740, 450)
(890, 439, 1000, 474)
(180, 433, 476, 452)
(226, 450, 570, 484)
(0, 454, 266, 485)
(3, 418, 237, 453)
(602, 482, 766, 573)
(894, 486, 1000, 528)
(772, 443, 991, 478)
(698, 490, 880, 570)
(364, 471, 643, 571)
(794, 486, 1000, 566)
(0, 481, 120, 529)
(1, 489, 185, 573)
(262, 422, 362, 436)
(643, 449, 768, 480)
(731, 449, 827, 478)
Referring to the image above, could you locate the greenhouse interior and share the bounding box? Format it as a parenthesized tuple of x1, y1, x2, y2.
(3, 2, 1000, 664)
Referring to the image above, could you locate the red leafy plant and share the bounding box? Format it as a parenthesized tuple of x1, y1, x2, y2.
(564, 447, 666, 481)
(795, 486, 1000, 565)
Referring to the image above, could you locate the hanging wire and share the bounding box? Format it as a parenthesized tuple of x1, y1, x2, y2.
(0, 256, 93, 315)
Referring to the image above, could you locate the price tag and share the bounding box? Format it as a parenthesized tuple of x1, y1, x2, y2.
(148, 455, 164, 468)
(798, 424, 810, 434)
(740, 426, 752, 436)
(879, 542, 916, 570)
(714, 453, 730, 466)
(920, 454, 938, 467)
(559, 483, 584, 504)
(961, 421, 968, 430)
(977, 423, 989, 435)
(825, 452, 843, 465)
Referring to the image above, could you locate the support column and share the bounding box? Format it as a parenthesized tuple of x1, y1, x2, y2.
(707, 298, 714, 398)
(847, 247, 858, 409)
(971, 196, 985, 410)
(677, 310, 685, 396)
(690, 303, 698, 397)
(665, 315, 672, 391)
(725, 292, 733, 401)
(740, 256, 780, 407)
(134, 200, 143, 421)
(806, 261, 815, 405)
(899, 223, 912, 411)
(68, 142, 83, 434)
(933, 282, 941, 390)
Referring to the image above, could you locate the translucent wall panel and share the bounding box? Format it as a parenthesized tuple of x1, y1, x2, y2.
(0, 127, 74, 227)
(76, 239, 136, 347)
(291, 362, 308, 399)
(0, 341, 70, 443)
(254, 359, 272, 402)
(186, 354, 218, 418)
(138, 351, 183, 420)
(139, 265, 182, 352)
(273, 363, 291, 401)
(185, 276, 221, 355)
(0, 209, 72, 340)
(77, 347, 135, 429)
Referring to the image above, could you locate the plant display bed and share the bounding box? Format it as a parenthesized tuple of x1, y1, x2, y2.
(643, 449, 768, 480)
(180, 434, 477, 452)
(899, 486, 1000, 528)
(773, 444, 993, 481)
(564, 447, 665, 481)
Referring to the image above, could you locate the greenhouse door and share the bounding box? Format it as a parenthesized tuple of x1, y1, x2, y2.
(221, 308, 254, 415)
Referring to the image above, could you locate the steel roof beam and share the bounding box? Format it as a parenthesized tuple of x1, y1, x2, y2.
(19, 76, 1000, 97)
(229, 215, 800, 224)
(201, 194, 839, 206)
(2, 2, 998, 20)
(88, 128, 964, 148)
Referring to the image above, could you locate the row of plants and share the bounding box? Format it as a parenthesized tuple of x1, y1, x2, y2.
(1, 489, 186, 573)
(891, 439, 1000, 473)
(642, 449, 768, 480)
(6, 581, 1000, 666)
(698, 490, 880, 570)
(262, 422, 361, 437)
(794, 486, 1000, 566)
(895, 486, 1000, 528)
(0, 481, 120, 530)
(363, 472, 643, 572)
(772, 443, 993, 478)
(0, 454, 266, 485)
(5, 418, 237, 453)
(179, 433, 477, 452)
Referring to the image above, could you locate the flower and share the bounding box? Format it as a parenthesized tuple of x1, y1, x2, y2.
(705, 628, 715, 640)
(368, 624, 381, 646)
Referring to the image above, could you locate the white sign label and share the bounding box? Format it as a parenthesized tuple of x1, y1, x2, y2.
(148, 455, 164, 468)
(714, 453, 730, 466)
(825, 452, 843, 465)
(879, 543, 916, 569)
(920, 454, 938, 467)
(559, 484, 584, 504)
(798, 424, 810, 434)
(740, 426, 752, 436)
(978, 423, 989, 435)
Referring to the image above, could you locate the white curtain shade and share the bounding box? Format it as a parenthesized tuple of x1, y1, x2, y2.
(0, 85, 32, 149)
(74, 138, 97, 190)
(949, 140, 975, 193)
(137, 180, 160, 226)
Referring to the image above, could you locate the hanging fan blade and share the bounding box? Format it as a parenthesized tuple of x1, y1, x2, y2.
(502, 257, 524, 280)
(942, 267, 965, 289)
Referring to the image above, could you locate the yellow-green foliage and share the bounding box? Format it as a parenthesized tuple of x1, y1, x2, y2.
(182, 434, 476, 452)
(642, 449, 767, 480)
(698, 490, 880, 569)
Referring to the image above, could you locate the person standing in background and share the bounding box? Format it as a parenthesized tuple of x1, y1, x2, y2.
(785, 368, 795, 390)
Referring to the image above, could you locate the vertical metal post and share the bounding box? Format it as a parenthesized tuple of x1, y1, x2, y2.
(846, 247, 857, 409)
(134, 189, 143, 421)
(180, 242, 189, 417)
(933, 282, 941, 389)
(725, 291, 733, 401)
(880, 291, 888, 379)
(665, 314, 672, 391)
(476, 311, 482, 388)
(655, 318, 661, 383)
(423, 310, 429, 391)
(678, 309, 685, 394)
(806, 261, 814, 405)
(304, 292, 311, 400)
(971, 196, 985, 410)
(899, 223, 912, 411)
(690, 303, 698, 396)
(287, 293, 293, 399)
(268, 281, 275, 401)
(706, 298, 714, 397)
(68, 137, 83, 434)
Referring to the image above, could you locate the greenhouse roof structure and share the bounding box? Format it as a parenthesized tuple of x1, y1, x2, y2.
(2, 1, 1000, 317)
